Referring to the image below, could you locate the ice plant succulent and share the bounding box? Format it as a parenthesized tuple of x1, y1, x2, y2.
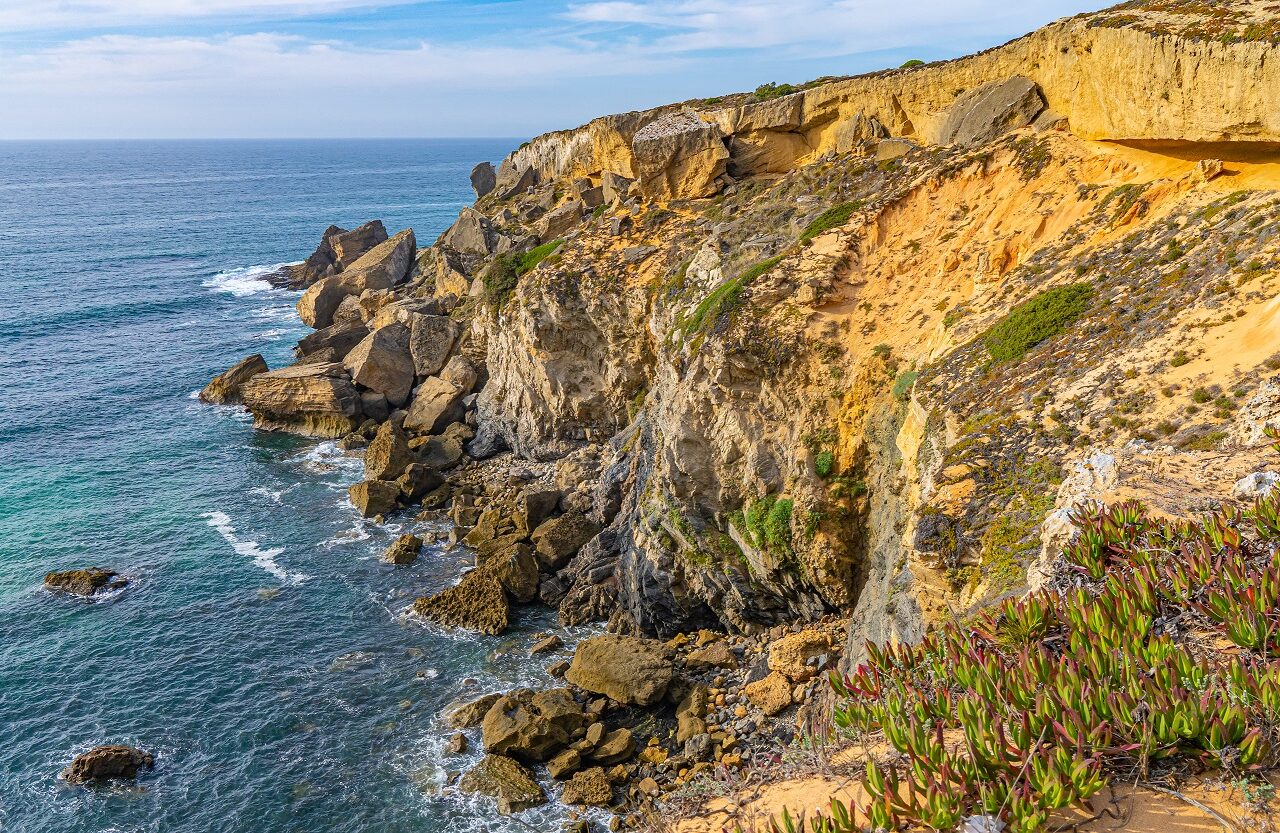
(779, 495, 1280, 832)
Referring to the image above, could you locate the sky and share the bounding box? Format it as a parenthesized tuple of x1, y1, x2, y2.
(0, 0, 1109, 140)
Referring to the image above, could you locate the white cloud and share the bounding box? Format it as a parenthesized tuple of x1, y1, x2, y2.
(0, 0, 421, 31)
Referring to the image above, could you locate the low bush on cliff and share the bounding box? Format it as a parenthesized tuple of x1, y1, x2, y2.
(679, 255, 783, 342)
(982, 282, 1092, 362)
(792, 497, 1280, 832)
(800, 202, 862, 244)
(753, 82, 798, 101)
(732, 495, 795, 563)
(482, 239, 565, 307)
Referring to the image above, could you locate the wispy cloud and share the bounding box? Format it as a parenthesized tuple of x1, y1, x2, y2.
(0, 0, 422, 31)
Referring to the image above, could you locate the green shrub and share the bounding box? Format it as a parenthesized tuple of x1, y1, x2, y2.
(892, 371, 919, 401)
(482, 239, 565, 308)
(800, 202, 861, 243)
(982, 282, 1092, 362)
(900, 59, 925, 68)
(739, 495, 794, 561)
(680, 255, 783, 339)
(1170, 350, 1191, 367)
(753, 82, 798, 101)
(815, 450, 835, 478)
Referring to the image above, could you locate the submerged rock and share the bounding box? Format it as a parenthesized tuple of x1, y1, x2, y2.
(458, 754, 546, 814)
(63, 745, 154, 784)
(382, 533, 422, 565)
(200, 354, 268, 405)
(44, 568, 128, 597)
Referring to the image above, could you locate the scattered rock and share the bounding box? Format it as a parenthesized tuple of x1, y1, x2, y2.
(531, 513, 601, 571)
(489, 543, 541, 603)
(63, 745, 154, 784)
(403, 377, 465, 435)
(447, 692, 502, 728)
(439, 207, 497, 256)
(768, 630, 830, 680)
(382, 533, 422, 565)
(1194, 158, 1225, 184)
(44, 568, 128, 597)
(240, 362, 364, 438)
(561, 767, 612, 806)
(349, 479, 401, 518)
(685, 641, 738, 670)
(547, 747, 582, 779)
(343, 322, 415, 407)
(531, 634, 564, 655)
(1234, 472, 1280, 501)
(364, 420, 412, 481)
(589, 727, 635, 765)
(200, 354, 268, 405)
(743, 671, 793, 716)
(565, 635, 673, 706)
(481, 688, 588, 763)
(414, 568, 510, 635)
(336, 229, 416, 293)
(458, 754, 546, 814)
(297, 276, 350, 329)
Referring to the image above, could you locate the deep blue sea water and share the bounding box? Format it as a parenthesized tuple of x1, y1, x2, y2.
(0, 140, 588, 833)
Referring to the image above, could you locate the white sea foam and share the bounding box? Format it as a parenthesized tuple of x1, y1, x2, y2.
(203, 262, 296, 297)
(294, 441, 364, 478)
(203, 510, 309, 585)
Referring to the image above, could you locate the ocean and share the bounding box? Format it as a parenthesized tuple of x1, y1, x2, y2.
(0, 139, 590, 833)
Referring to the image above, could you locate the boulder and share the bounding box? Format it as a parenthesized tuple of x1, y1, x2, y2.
(495, 160, 538, 200)
(364, 420, 412, 481)
(561, 767, 611, 806)
(407, 315, 460, 379)
(349, 479, 401, 518)
(676, 684, 709, 744)
(601, 172, 632, 203)
(431, 246, 472, 297)
(1234, 472, 1280, 501)
(537, 200, 584, 242)
(285, 224, 346, 288)
(531, 513, 601, 571)
(439, 207, 497, 256)
(63, 745, 154, 784)
(403, 377, 465, 435)
(875, 138, 917, 161)
(631, 110, 728, 201)
(343, 322, 415, 407)
(382, 533, 422, 564)
(336, 229, 416, 293)
(330, 220, 389, 268)
(481, 687, 587, 762)
(490, 543, 541, 603)
(241, 362, 363, 437)
(470, 162, 497, 198)
(415, 434, 466, 471)
(396, 463, 445, 501)
(547, 747, 581, 779)
(938, 76, 1045, 147)
(200, 354, 268, 405)
(447, 692, 503, 728)
(768, 630, 831, 680)
(330, 294, 364, 328)
(295, 320, 369, 362)
(44, 568, 127, 597)
(414, 568, 509, 635)
(589, 727, 634, 765)
(685, 641, 738, 670)
(439, 354, 479, 393)
(744, 671, 793, 716)
(297, 276, 349, 329)
(564, 635, 673, 706)
(515, 488, 561, 534)
(458, 754, 546, 814)
(531, 634, 564, 655)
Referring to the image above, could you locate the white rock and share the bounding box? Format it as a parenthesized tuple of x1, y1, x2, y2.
(1233, 472, 1280, 501)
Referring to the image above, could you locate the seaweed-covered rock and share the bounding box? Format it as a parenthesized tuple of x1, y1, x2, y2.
(63, 745, 154, 784)
(44, 568, 128, 597)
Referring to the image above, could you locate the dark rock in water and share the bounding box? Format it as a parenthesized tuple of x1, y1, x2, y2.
(63, 745, 154, 784)
(200, 354, 268, 405)
(470, 162, 497, 199)
(446, 733, 468, 755)
(382, 533, 422, 565)
(458, 754, 545, 814)
(44, 568, 128, 597)
(530, 634, 564, 655)
(413, 568, 509, 635)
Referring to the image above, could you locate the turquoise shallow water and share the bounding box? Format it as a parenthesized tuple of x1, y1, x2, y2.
(0, 140, 586, 832)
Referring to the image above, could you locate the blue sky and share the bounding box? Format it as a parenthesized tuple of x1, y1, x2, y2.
(0, 1, 1108, 139)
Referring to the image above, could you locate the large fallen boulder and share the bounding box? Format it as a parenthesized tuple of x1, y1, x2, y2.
(413, 568, 509, 635)
(44, 568, 128, 597)
(63, 745, 154, 784)
(297, 276, 349, 329)
(458, 754, 546, 814)
(471, 162, 497, 198)
(199, 354, 267, 405)
(403, 377, 465, 435)
(363, 420, 412, 481)
(406, 314, 460, 378)
(349, 479, 400, 518)
(937, 76, 1045, 147)
(564, 634, 673, 706)
(632, 110, 729, 201)
(531, 512, 600, 570)
(481, 687, 587, 762)
(335, 229, 416, 293)
(285, 221, 387, 288)
(342, 322, 415, 407)
(439, 207, 497, 256)
(330, 220, 388, 269)
(382, 533, 422, 565)
(240, 362, 363, 437)
(295, 320, 368, 363)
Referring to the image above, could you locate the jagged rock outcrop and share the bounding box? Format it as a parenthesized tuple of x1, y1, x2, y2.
(63, 745, 154, 784)
(44, 568, 128, 597)
(631, 110, 729, 201)
(937, 76, 1045, 147)
(470, 162, 497, 198)
(240, 363, 363, 437)
(200, 354, 267, 405)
